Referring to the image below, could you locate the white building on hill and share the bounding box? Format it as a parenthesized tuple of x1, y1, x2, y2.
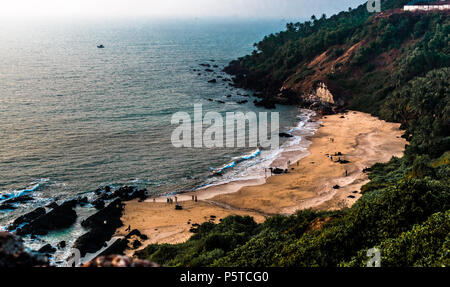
(404, 0, 450, 11)
(403, 0, 450, 11)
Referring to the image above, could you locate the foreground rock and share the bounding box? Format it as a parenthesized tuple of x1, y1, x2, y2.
(0, 232, 49, 267)
(83, 255, 159, 267)
(74, 199, 124, 257)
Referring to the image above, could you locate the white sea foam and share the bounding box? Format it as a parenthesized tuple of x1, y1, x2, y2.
(199, 109, 319, 189)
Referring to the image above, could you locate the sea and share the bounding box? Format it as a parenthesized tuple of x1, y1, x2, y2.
(0, 18, 317, 263)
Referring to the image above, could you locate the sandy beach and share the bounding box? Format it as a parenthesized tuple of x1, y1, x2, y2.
(116, 111, 407, 247)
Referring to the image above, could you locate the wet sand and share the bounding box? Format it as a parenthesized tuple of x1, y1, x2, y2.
(116, 111, 407, 246)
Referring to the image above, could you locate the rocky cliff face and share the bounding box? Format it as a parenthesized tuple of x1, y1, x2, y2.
(304, 82, 335, 104)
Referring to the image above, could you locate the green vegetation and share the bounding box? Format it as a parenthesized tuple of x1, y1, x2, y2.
(137, 1, 449, 267)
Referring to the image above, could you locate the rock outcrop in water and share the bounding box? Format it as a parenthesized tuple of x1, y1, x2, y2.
(5, 185, 149, 261)
(74, 199, 124, 257)
(14, 200, 78, 236)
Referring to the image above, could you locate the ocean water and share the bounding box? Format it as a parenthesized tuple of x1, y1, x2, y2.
(0, 18, 316, 260)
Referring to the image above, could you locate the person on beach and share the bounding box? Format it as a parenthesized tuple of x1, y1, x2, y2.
(345, 170, 348, 177)
(195, 196, 198, 202)
(175, 196, 178, 203)
(192, 195, 195, 201)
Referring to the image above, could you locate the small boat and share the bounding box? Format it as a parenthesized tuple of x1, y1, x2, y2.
(97, 45, 105, 49)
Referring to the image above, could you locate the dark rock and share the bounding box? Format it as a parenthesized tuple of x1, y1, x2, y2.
(81, 199, 123, 230)
(109, 186, 147, 202)
(271, 168, 285, 175)
(236, 100, 248, 104)
(2, 195, 34, 205)
(96, 238, 129, 257)
(333, 185, 340, 189)
(57, 241, 66, 249)
(46, 202, 59, 209)
(74, 229, 110, 257)
(77, 196, 89, 206)
(125, 229, 147, 241)
(279, 132, 294, 138)
(38, 244, 56, 254)
(253, 99, 276, 109)
(74, 199, 124, 257)
(92, 198, 105, 209)
(0, 203, 16, 210)
(7, 207, 46, 231)
(15, 200, 77, 236)
(348, 195, 356, 199)
(175, 204, 183, 210)
(0, 232, 49, 267)
(132, 240, 142, 249)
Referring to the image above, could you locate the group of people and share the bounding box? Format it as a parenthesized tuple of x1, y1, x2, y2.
(165, 195, 198, 204)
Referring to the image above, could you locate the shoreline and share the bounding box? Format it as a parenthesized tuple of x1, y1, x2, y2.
(148, 109, 320, 205)
(116, 111, 407, 249)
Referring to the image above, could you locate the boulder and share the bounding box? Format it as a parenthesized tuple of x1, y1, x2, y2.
(253, 99, 276, 109)
(15, 200, 77, 236)
(125, 229, 148, 241)
(279, 132, 294, 138)
(81, 199, 123, 230)
(74, 199, 124, 257)
(2, 195, 34, 205)
(272, 168, 285, 175)
(38, 244, 56, 254)
(132, 240, 142, 249)
(7, 207, 46, 231)
(57, 241, 66, 249)
(0, 203, 16, 210)
(92, 198, 105, 209)
(96, 238, 129, 257)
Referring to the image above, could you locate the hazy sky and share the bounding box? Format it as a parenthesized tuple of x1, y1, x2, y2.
(1, 0, 366, 19)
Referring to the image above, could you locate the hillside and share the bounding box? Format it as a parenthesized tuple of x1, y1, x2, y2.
(136, 0, 450, 267)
